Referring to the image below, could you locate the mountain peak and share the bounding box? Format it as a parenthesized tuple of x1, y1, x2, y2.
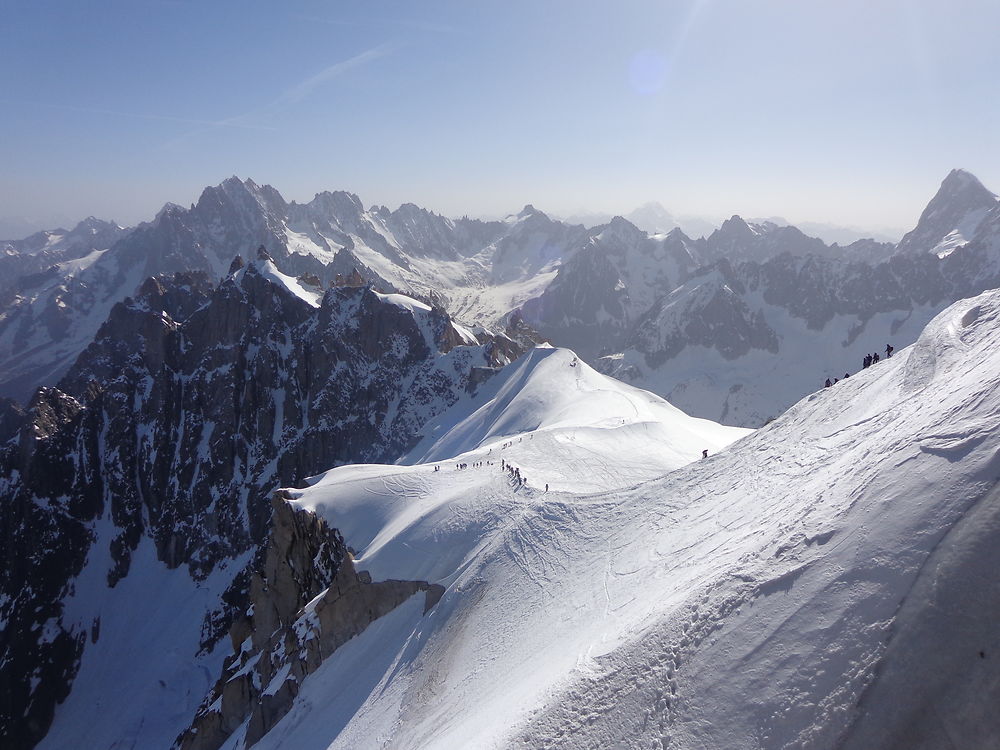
(74, 216, 115, 231)
(221, 174, 249, 189)
(196, 176, 286, 219)
(897, 168, 998, 256)
(626, 201, 677, 234)
(155, 202, 186, 221)
(236, 253, 323, 308)
(929, 168, 996, 210)
(941, 168, 993, 196)
(716, 215, 754, 237)
(597, 215, 645, 244)
(307, 190, 365, 220)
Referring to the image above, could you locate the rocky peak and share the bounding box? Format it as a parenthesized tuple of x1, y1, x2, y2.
(704, 214, 828, 263)
(217, 176, 287, 214)
(627, 201, 677, 234)
(939, 168, 995, 202)
(713, 215, 755, 241)
(155, 202, 188, 222)
(897, 169, 998, 256)
(391, 202, 435, 222)
(506, 204, 558, 238)
(192, 178, 286, 245)
(74, 216, 120, 234)
(306, 190, 365, 224)
(384, 203, 461, 260)
(596, 215, 646, 247)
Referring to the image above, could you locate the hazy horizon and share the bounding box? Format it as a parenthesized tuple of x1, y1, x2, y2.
(0, 174, 913, 244)
(3, 0, 998, 236)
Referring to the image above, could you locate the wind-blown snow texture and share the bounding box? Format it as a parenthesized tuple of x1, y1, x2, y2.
(258, 289, 1000, 750)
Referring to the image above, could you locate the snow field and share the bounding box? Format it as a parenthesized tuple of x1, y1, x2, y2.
(267, 291, 1000, 749)
(39, 529, 250, 750)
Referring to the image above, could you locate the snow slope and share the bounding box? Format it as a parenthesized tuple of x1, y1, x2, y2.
(246, 289, 1000, 749)
(36, 530, 249, 750)
(403, 345, 745, 482)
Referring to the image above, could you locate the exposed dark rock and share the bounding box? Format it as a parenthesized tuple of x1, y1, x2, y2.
(176, 494, 443, 750)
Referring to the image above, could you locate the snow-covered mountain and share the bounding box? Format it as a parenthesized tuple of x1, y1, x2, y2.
(201, 287, 1000, 749)
(520, 169, 1000, 425)
(0, 256, 527, 750)
(0, 217, 127, 300)
(4, 168, 1000, 430)
(896, 168, 998, 258)
(174, 348, 749, 750)
(0, 181, 578, 403)
(1, 216, 125, 258)
(520, 220, 702, 359)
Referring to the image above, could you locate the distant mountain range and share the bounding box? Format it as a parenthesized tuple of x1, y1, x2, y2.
(1, 169, 997, 427)
(560, 203, 903, 244)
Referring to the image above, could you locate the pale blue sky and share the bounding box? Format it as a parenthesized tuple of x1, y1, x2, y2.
(2, 0, 998, 233)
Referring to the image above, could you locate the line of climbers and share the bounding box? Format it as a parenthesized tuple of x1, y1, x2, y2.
(440, 456, 544, 491)
(433, 433, 549, 490)
(862, 343, 893, 370)
(825, 343, 893, 388)
(452, 461, 490, 470)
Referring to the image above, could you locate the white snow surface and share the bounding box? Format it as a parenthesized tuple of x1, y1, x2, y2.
(931, 204, 991, 258)
(402, 346, 744, 472)
(256, 290, 1000, 749)
(610, 288, 951, 427)
(39, 528, 246, 750)
(254, 259, 323, 307)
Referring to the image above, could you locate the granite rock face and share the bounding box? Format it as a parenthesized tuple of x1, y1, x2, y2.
(0, 258, 522, 749)
(176, 494, 442, 750)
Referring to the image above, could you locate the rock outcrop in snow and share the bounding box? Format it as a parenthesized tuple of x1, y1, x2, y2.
(176, 494, 443, 750)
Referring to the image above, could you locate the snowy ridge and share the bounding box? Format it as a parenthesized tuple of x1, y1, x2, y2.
(402, 345, 744, 469)
(247, 289, 1000, 749)
(235, 258, 323, 308)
